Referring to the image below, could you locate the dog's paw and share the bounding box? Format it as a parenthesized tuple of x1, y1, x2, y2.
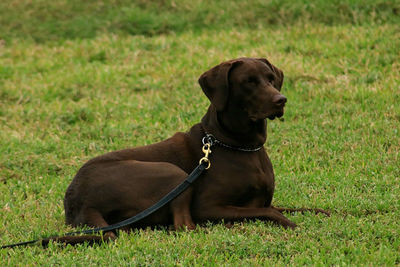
(174, 222, 196, 231)
(286, 221, 297, 229)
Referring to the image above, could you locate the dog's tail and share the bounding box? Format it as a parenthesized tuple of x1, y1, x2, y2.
(1, 234, 109, 249)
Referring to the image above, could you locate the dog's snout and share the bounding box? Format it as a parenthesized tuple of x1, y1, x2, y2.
(272, 94, 287, 106)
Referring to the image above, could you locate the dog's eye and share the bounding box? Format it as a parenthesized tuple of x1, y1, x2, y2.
(267, 74, 275, 83)
(247, 77, 258, 84)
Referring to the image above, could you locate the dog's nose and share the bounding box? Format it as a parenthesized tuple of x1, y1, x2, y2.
(272, 94, 287, 106)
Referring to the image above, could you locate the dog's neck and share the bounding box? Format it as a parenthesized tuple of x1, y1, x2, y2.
(201, 105, 267, 149)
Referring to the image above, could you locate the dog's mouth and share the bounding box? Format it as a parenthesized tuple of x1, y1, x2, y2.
(248, 106, 285, 121)
(267, 113, 282, 120)
(267, 108, 284, 120)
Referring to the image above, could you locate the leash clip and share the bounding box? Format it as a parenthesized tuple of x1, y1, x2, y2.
(202, 134, 216, 147)
(199, 134, 214, 169)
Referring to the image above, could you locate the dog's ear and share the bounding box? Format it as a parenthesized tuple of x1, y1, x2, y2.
(198, 60, 243, 111)
(257, 58, 284, 90)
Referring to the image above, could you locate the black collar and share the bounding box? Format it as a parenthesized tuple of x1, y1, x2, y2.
(202, 133, 263, 152)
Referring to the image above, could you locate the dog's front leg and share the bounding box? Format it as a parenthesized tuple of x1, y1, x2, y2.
(271, 206, 330, 216)
(195, 206, 297, 229)
(170, 186, 196, 230)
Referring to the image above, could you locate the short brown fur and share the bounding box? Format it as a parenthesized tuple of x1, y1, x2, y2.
(63, 58, 328, 244)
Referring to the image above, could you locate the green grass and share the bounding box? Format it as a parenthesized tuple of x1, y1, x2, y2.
(1, 0, 400, 265)
(1, 0, 399, 42)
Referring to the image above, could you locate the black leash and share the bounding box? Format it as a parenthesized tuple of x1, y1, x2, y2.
(2, 138, 214, 249)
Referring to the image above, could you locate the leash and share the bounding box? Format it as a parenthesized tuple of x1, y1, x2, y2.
(1, 137, 214, 249)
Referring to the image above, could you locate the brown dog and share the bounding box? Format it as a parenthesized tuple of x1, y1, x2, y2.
(63, 57, 328, 242)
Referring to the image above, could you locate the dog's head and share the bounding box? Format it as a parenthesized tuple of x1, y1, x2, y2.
(199, 57, 286, 121)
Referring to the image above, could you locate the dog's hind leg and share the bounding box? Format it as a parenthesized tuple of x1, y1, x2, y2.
(42, 209, 116, 247)
(272, 206, 330, 216)
(80, 208, 118, 240)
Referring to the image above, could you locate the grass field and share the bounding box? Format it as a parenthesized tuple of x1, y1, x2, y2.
(1, 0, 399, 265)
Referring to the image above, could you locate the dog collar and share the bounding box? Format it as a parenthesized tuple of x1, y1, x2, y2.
(202, 133, 263, 152)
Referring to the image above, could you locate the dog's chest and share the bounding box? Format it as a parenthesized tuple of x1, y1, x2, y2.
(202, 148, 275, 205)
